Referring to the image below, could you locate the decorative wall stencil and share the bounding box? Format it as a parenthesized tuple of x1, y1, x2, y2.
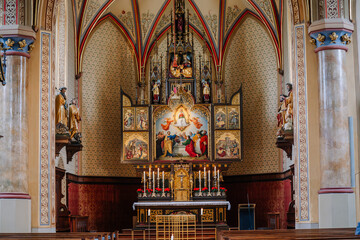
(141, 10, 155, 39)
(82, 0, 105, 32)
(256, 0, 276, 28)
(4, 0, 16, 25)
(156, 11, 171, 32)
(294, 25, 309, 221)
(18, 0, 25, 25)
(118, 11, 135, 38)
(40, 32, 51, 225)
(326, 0, 341, 19)
(224, 16, 278, 175)
(225, 6, 241, 31)
(81, 20, 137, 177)
(204, 12, 218, 41)
(290, 0, 300, 24)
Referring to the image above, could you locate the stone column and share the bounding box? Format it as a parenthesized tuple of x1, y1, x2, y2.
(309, 18, 355, 228)
(0, 26, 35, 233)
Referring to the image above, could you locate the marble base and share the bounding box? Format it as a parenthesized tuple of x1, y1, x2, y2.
(0, 198, 31, 233)
(295, 222, 319, 229)
(319, 192, 356, 228)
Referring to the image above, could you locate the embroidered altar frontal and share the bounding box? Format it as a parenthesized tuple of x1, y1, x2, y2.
(133, 201, 230, 228)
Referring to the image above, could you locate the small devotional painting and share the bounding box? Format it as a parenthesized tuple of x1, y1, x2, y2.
(215, 131, 241, 160)
(136, 107, 149, 131)
(227, 106, 240, 129)
(214, 106, 227, 130)
(123, 132, 149, 162)
(123, 107, 135, 131)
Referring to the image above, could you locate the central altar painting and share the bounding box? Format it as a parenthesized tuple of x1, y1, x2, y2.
(153, 88, 210, 161)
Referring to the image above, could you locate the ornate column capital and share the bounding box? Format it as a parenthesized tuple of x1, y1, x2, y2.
(0, 25, 36, 58)
(309, 18, 354, 53)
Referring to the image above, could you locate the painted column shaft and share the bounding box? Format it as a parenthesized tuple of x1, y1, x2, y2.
(0, 55, 28, 193)
(318, 49, 350, 188)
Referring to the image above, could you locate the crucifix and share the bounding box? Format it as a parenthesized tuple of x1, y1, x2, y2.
(178, 171, 186, 189)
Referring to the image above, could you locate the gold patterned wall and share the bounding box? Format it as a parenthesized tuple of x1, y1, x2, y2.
(224, 16, 280, 175)
(81, 19, 137, 176)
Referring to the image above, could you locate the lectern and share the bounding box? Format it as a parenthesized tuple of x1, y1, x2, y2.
(238, 204, 255, 230)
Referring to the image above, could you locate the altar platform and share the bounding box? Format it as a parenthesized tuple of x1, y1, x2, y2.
(133, 200, 230, 228)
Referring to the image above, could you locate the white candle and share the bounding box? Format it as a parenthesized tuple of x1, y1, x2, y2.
(199, 170, 201, 192)
(157, 168, 160, 188)
(214, 166, 216, 176)
(204, 167, 206, 188)
(208, 170, 211, 192)
(218, 170, 220, 192)
(143, 171, 146, 193)
(149, 166, 151, 189)
(153, 171, 155, 193)
(148, 209, 151, 216)
(162, 171, 164, 192)
(201, 208, 203, 215)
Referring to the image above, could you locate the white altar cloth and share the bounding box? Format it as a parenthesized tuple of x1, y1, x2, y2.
(133, 201, 231, 211)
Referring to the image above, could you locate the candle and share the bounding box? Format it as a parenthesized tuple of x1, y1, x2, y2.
(208, 170, 211, 192)
(214, 166, 216, 177)
(149, 166, 151, 189)
(143, 171, 146, 193)
(201, 208, 203, 215)
(148, 209, 151, 216)
(199, 170, 201, 192)
(162, 171, 164, 192)
(157, 168, 160, 188)
(204, 167, 206, 188)
(218, 170, 220, 192)
(153, 171, 155, 193)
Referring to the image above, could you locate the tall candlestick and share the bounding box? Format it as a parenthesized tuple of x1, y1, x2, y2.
(149, 166, 152, 190)
(214, 166, 216, 177)
(208, 170, 211, 193)
(152, 171, 155, 196)
(199, 170, 201, 193)
(143, 171, 146, 195)
(217, 170, 220, 196)
(204, 167, 206, 188)
(162, 171, 165, 197)
(157, 168, 160, 188)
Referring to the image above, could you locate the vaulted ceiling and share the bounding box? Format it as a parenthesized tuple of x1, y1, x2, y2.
(71, 0, 283, 74)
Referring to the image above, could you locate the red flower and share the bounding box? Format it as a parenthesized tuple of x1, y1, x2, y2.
(164, 188, 170, 192)
(202, 187, 208, 191)
(193, 188, 200, 192)
(137, 188, 144, 193)
(220, 187, 227, 192)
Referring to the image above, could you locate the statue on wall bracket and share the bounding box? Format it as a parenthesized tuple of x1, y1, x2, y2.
(277, 83, 293, 138)
(55, 87, 69, 136)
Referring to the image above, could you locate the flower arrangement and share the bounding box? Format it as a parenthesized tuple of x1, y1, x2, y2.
(202, 187, 208, 192)
(220, 187, 227, 192)
(164, 188, 171, 193)
(193, 188, 200, 192)
(211, 187, 218, 192)
(146, 188, 153, 194)
(137, 188, 144, 193)
(155, 188, 162, 193)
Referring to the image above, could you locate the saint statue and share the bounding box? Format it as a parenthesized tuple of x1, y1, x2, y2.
(152, 81, 160, 103)
(68, 98, 81, 142)
(55, 87, 68, 128)
(203, 82, 210, 102)
(277, 83, 294, 136)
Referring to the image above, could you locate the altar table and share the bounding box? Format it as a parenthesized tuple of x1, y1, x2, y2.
(133, 201, 231, 228)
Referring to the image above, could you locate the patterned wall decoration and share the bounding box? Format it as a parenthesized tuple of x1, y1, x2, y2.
(141, 10, 155, 40)
(204, 12, 218, 42)
(118, 11, 135, 39)
(294, 25, 309, 222)
(81, 19, 137, 177)
(225, 5, 241, 32)
(256, 0, 276, 27)
(224, 16, 279, 175)
(82, 0, 106, 32)
(40, 31, 52, 226)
